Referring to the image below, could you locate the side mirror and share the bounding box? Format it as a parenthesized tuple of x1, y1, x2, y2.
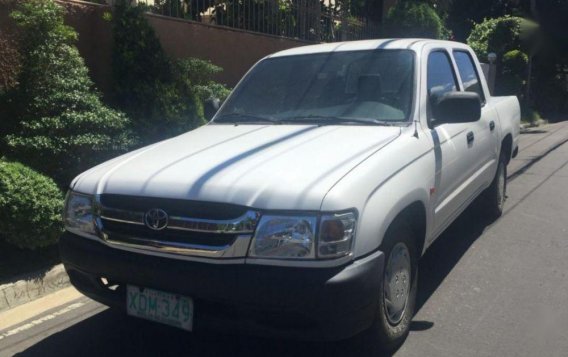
(431, 92, 481, 126)
(204, 98, 221, 121)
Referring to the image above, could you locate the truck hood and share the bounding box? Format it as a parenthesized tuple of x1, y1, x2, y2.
(72, 124, 400, 210)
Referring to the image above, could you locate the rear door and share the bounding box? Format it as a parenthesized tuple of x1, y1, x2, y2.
(452, 50, 500, 191)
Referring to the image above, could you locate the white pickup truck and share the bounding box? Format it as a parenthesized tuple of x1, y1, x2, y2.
(60, 39, 520, 350)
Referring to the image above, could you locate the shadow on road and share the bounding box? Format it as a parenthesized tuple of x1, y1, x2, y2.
(15, 201, 496, 357)
(416, 199, 496, 314)
(13, 309, 373, 357)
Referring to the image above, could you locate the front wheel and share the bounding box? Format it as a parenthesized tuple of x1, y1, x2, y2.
(365, 222, 418, 352)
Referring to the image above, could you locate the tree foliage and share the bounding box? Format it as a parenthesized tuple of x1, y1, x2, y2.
(385, 0, 446, 39)
(0, 160, 64, 249)
(2, 0, 134, 186)
(0, 33, 20, 95)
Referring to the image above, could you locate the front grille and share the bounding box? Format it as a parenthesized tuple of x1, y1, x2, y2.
(95, 195, 259, 258)
(99, 194, 248, 220)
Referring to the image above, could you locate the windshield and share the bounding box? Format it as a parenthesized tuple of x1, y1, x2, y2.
(214, 49, 414, 125)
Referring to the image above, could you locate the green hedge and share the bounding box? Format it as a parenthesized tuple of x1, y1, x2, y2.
(0, 161, 64, 249)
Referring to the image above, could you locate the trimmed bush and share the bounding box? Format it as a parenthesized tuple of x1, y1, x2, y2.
(111, 1, 230, 145)
(111, 0, 175, 143)
(174, 58, 231, 118)
(386, 0, 446, 39)
(0, 161, 64, 249)
(467, 16, 527, 61)
(497, 49, 528, 96)
(3, 0, 135, 186)
(502, 50, 528, 75)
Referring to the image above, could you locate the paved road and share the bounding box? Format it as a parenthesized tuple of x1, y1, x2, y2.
(2, 123, 568, 357)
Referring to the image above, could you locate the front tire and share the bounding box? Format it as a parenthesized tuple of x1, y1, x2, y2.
(484, 154, 507, 218)
(366, 221, 418, 352)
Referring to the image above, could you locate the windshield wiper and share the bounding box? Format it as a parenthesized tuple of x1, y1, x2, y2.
(214, 112, 281, 124)
(285, 115, 394, 126)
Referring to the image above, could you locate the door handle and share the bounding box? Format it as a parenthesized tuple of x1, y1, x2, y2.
(467, 131, 475, 144)
(489, 121, 495, 131)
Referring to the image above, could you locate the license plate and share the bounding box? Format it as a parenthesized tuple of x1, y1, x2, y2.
(126, 285, 194, 331)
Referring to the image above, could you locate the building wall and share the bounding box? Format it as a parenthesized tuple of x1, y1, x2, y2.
(59, 0, 115, 96)
(146, 13, 313, 87)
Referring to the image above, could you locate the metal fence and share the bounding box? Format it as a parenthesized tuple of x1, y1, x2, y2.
(135, 0, 381, 42)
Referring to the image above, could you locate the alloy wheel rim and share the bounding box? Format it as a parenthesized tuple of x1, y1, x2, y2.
(384, 242, 411, 325)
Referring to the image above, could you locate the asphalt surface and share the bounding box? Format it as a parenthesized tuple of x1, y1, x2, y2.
(1, 123, 568, 357)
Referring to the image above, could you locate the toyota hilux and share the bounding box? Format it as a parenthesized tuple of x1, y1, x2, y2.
(60, 39, 520, 350)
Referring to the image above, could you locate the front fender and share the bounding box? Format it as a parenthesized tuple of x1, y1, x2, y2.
(359, 186, 430, 256)
(321, 128, 435, 258)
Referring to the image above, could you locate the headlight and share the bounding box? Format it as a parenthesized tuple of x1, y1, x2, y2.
(64, 191, 96, 236)
(249, 216, 317, 259)
(249, 211, 357, 260)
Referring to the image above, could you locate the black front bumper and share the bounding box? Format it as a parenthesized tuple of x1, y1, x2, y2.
(59, 232, 384, 341)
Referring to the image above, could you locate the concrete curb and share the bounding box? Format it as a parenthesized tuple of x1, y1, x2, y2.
(0, 264, 70, 314)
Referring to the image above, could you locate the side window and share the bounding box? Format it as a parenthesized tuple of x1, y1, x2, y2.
(427, 51, 458, 99)
(453, 51, 485, 102)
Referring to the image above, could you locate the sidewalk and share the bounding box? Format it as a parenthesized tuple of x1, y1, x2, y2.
(1, 121, 567, 315)
(509, 121, 568, 180)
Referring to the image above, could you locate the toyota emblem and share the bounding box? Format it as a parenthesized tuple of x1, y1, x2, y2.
(144, 208, 168, 231)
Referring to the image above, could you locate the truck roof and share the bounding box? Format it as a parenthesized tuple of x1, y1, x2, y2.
(269, 38, 471, 58)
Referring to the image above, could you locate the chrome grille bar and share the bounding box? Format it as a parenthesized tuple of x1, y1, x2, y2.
(100, 208, 145, 225)
(168, 211, 259, 234)
(99, 206, 260, 234)
(103, 234, 253, 258)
